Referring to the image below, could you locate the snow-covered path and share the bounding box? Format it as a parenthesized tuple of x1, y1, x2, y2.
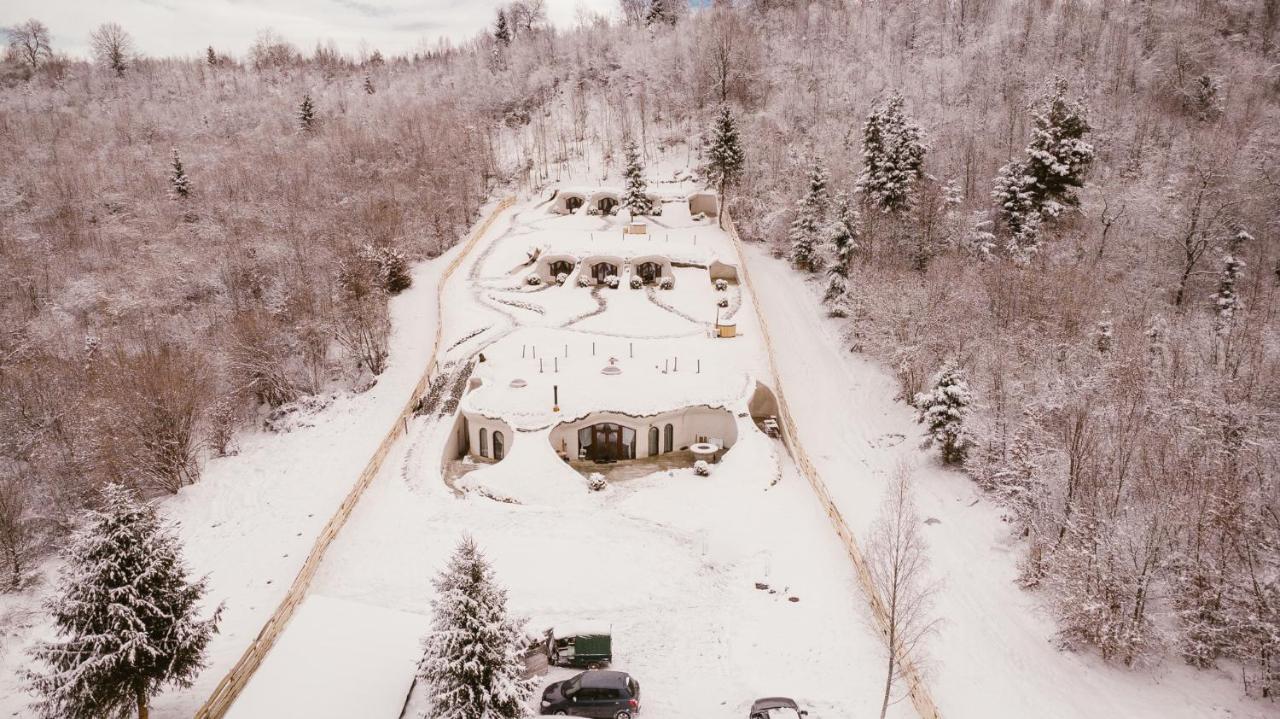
(741, 244, 1271, 719)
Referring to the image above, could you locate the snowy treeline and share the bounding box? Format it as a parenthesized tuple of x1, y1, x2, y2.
(0, 31, 501, 586)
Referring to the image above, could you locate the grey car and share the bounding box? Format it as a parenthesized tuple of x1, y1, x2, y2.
(540, 670, 640, 718)
(749, 697, 808, 719)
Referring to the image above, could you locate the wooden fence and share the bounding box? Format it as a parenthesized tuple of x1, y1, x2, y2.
(723, 210, 943, 719)
(193, 196, 516, 719)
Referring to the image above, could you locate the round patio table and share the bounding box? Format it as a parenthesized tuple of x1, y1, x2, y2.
(690, 442, 718, 463)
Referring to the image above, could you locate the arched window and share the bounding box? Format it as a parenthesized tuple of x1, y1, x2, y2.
(664, 424, 674, 454)
(493, 431, 505, 461)
(478, 428, 488, 458)
(648, 426, 659, 456)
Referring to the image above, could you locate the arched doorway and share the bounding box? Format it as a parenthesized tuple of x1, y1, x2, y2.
(565, 196, 584, 213)
(663, 424, 674, 453)
(592, 262, 619, 283)
(492, 431, 505, 461)
(597, 197, 618, 215)
(549, 260, 575, 277)
(648, 426, 659, 456)
(578, 423, 636, 461)
(479, 428, 488, 458)
(636, 262, 662, 284)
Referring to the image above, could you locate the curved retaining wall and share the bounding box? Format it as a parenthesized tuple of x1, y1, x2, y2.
(193, 196, 516, 719)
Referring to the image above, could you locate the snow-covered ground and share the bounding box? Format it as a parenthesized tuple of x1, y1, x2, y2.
(217, 189, 903, 718)
(742, 244, 1274, 719)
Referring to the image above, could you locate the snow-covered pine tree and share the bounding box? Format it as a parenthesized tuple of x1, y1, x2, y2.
(27, 484, 221, 719)
(856, 92, 926, 214)
(363, 75, 375, 95)
(297, 94, 315, 132)
(704, 105, 744, 229)
(789, 161, 829, 273)
(622, 139, 653, 217)
(1213, 229, 1250, 336)
(645, 0, 674, 27)
(169, 148, 191, 199)
(914, 363, 973, 464)
(829, 192, 859, 275)
(205, 46, 216, 67)
(494, 11, 512, 46)
(1093, 317, 1114, 353)
(993, 78, 1093, 257)
(823, 266, 847, 306)
(419, 536, 535, 719)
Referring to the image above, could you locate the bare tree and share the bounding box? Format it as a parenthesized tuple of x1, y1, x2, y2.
(0, 468, 41, 589)
(865, 464, 939, 719)
(90, 22, 133, 77)
(6, 18, 52, 72)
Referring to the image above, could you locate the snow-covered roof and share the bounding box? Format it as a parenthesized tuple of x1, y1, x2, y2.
(463, 327, 749, 428)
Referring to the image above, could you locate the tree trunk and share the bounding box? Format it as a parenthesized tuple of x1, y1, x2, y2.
(136, 685, 148, 719)
(879, 650, 895, 719)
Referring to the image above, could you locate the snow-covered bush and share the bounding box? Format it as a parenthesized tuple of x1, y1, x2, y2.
(605, 274, 620, 289)
(587, 473, 607, 491)
(629, 276, 643, 289)
(714, 278, 728, 291)
(525, 273, 542, 286)
(659, 277, 674, 290)
(691, 212, 707, 221)
(555, 272, 568, 285)
(586, 206, 601, 216)
(694, 460, 711, 476)
(577, 275, 593, 287)
(717, 298, 729, 308)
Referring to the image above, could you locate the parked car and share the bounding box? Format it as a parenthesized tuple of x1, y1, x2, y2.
(749, 697, 808, 719)
(540, 670, 640, 718)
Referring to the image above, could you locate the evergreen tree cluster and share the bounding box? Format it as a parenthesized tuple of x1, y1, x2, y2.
(992, 78, 1094, 257)
(856, 93, 927, 214)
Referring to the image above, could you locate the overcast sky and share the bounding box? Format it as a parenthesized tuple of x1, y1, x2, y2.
(2, 0, 619, 59)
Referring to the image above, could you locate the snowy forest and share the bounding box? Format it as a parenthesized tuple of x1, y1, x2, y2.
(2, 0, 1278, 705)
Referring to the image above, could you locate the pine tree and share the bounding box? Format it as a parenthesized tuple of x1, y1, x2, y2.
(914, 363, 973, 464)
(1212, 253, 1245, 336)
(829, 192, 859, 275)
(646, 0, 674, 27)
(789, 161, 829, 272)
(297, 94, 316, 132)
(205, 46, 216, 67)
(622, 139, 653, 217)
(419, 536, 535, 719)
(494, 11, 512, 46)
(993, 78, 1093, 256)
(27, 484, 221, 719)
(363, 75, 375, 95)
(856, 92, 926, 214)
(168, 148, 191, 199)
(704, 105, 743, 228)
